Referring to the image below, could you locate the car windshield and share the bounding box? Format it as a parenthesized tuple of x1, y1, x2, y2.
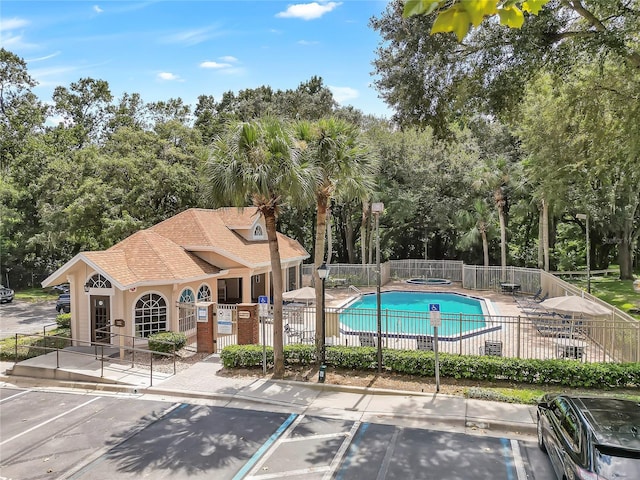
(595, 446, 640, 478)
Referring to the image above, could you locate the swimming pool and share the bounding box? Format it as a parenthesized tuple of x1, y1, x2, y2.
(340, 291, 488, 337)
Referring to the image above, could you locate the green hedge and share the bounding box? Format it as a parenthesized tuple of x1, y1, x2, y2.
(148, 332, 187, 354)
(56, 313, 71, 329)
(220, 345, 640, 389)
(0, 330, 71, 362)
(220, 344, 315, 368)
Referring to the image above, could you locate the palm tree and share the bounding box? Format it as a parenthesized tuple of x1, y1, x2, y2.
(294, 117, 377, 358)
(204, 117, 316, 378)
(456, 199, 497, 267)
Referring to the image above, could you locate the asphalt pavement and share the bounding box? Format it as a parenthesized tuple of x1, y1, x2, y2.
(0, 299, 58, 339)
(0, 352, 538, 440)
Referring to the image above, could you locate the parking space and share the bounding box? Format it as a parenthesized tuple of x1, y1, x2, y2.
(0, 388, 554, 479)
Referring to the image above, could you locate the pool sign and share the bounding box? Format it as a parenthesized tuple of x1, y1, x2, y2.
(430, 303, 442, 393)
(429, 304, 442, 327)
(258, 295, 269, 317)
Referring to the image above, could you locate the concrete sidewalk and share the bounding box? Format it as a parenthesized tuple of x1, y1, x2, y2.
(0, 353, 538, 439)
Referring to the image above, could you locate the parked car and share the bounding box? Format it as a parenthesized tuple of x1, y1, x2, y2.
(50, 283, 70, 294)
(537, 394, 640, 480)
(0, 285, 14, 303)
(56, 293, 71, 313)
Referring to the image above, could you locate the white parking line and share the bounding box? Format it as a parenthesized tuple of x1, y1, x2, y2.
(510, 439, 527, 480)
(0, 389, 30, 404)
(323, 421, 361, 480)
(0, 397, 100, 446)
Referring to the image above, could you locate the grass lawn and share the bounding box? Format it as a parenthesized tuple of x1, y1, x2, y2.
(566, 275, 639, 320)
(13, 287, 58, 302)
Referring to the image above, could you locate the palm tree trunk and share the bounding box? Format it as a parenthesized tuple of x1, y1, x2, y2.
(481, 229, 489, 267)
(264, 209, 285, 379)
(538, 204, 544, 269)
(314, 194, 329, 360)
(361, 200, 369, 266)
(498, 205, 507, 278)
(542, 198, 550, 272)
(326, 206, 333, 265)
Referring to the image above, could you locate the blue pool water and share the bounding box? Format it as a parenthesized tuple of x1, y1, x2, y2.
(340, 291, 486, 337)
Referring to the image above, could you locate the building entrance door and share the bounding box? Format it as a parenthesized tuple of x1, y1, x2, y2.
(91, 295, 111, 343)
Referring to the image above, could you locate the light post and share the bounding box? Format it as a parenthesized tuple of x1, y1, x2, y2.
(317, 263, 330, 374)
(576, 214, 591, 293)
(372, 202, 384, 374)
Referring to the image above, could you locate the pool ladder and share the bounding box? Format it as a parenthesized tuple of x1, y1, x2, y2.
(349, 285, 362, 296)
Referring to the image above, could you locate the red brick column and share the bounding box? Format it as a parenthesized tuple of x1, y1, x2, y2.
(196, 303, 215, 353)
(237, 304, 259, 345)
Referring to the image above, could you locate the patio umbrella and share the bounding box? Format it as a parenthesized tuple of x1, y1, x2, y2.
(539, 295, 612, 317)
(539, 295, 612, 345)
(282, 286, 335, 304)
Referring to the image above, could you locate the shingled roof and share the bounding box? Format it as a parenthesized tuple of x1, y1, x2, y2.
(42, 207, 309, 290)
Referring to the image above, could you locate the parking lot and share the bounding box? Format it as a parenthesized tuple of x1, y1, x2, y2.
(0, 387, 555, 479)
(0, 300, 57, 340)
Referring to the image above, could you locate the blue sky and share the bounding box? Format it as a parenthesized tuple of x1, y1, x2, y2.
(1, 1, 393, 118)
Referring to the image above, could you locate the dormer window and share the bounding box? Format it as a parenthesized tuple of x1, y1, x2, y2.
(253, 225, 264, 238)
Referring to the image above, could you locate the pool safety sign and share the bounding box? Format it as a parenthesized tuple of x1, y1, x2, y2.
(429, 304, 441, 327)
(258, 295, 269, 317)
(217, 308, 233, 334)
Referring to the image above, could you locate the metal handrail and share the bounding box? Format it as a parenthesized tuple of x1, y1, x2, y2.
(10, 332, 175, 387)
(93, 326, 177, 374)
(348, 285, 363, 296)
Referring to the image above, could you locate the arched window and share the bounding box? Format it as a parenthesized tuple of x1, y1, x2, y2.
(179, 288, 195, 303)
(87, 273, 112, 289)
(254, 225, 263, 237)
(178, 288, 196, 335)
(134, 293, 167, 338)
(198, 284, 211, 301)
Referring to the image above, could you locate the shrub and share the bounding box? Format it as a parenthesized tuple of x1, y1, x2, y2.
(219, 344, 640, 389)
(0, 331, 71, 361)
(56, 313, 71, 329)
(220, 344, 316, 368)
(148, 332, 187, 354)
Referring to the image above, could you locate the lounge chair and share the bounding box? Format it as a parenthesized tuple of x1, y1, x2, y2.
(285, 324, 314, 344)
(480, 340, 503, 356)
(516, 292, 549, 310)
(359, 333, 377, 347)
(416, 335, 434, 351)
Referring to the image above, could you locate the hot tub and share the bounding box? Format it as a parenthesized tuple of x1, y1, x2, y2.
(406, 278, 452, 285)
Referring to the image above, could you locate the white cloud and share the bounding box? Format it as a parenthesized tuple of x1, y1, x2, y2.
(93, 5, 104, 14)
(27, 51, 62, 63)
(276, 2, 341, 20)
(330, 86, 358, 103)
(297, 40, 319, 45)
(162, 27, 221, 46)
(157, 72, 181, 81)
(0, 18, 36, 49)
(219, 55, 238, 63)
(1, 17, 29, 30)
(200, 61, 232, 69)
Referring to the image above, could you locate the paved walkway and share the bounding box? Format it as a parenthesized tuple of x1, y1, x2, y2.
(0, 353, 538, 440)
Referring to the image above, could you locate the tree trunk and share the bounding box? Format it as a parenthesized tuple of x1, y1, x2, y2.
(345, 205, 355, 263)
(537, 207, 544, 269)
(326, 206, 333, 265)
(361, 200, 369, 266)
(263, 209, 285, 379)
(481, 229, 489, 267)
(542, 198, 550, 272)
(314, 193, 329, 361)
(498, 203, 507, 278)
